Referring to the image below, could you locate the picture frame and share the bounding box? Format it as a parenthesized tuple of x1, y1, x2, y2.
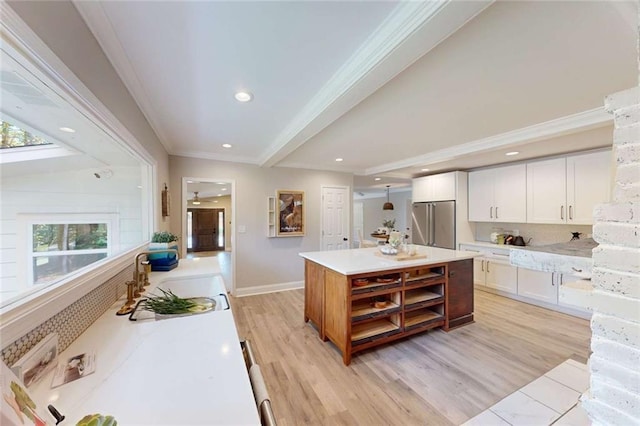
(276, 190, 305, 237)
(10, 333, 59, 388)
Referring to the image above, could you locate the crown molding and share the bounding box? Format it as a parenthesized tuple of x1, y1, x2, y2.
(260, 0, 493, 167)
(365, 107, 612, 176)
(73, 1, 174, 155)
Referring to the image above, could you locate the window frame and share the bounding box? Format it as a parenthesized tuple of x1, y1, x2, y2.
(18, 213, 120, 290)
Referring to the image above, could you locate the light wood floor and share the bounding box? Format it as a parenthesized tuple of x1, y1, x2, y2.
(231, 290, 591, 426)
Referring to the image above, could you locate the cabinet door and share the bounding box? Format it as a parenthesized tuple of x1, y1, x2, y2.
(517, 268, 558, 304)
(468, 169, 494, 221)
(527, 158, 567, 223)
(473, 258, 486, 286)
(485, 259, 517, 294)
(448, 259, 474, 326)
(412, 176, 433, 203)
(493, 164, 527, 223)
(567, 150, 611, 224)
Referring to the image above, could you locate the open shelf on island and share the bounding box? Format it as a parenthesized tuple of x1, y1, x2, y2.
(404, 288, 443, 308)
(351, 298, 401, 322)
(404, 308, 444, 329)
(351, 317, 400, 345)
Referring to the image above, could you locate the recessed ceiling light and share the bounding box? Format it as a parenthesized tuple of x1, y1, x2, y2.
(222, 144, 232, 148)
(335, 158, 343, 162)
(216, 182, 226, 185)
(505, 151, 520, 156)
(59, 127, 75, 133)
(214, 200, 219, 203)
(234, 91, 253, 102)
(421, 168, 430, 172)
(186, 180, 194, 183)
(374, 177, 381, 181)
(221, 188, 227, 191)
(218, 193, 223, 197)
(137, 185, 142, 189)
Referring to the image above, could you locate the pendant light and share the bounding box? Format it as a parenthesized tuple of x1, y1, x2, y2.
(383, 185, 394, 210)
(192, 192, 201, 205)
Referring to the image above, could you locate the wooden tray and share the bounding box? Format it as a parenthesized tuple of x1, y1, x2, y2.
(374, 252, 427, 261)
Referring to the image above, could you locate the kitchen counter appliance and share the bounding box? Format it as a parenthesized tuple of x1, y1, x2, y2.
(411, 201, 456, 250)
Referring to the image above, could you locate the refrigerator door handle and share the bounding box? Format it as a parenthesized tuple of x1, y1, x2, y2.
(430, 203, 436, 246)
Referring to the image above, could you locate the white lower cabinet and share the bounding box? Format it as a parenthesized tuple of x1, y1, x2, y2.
(474, 256, 517, 294)
(517, 268, 558, 304)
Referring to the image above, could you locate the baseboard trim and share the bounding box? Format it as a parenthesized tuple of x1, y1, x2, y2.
(234, 281, 304, 297)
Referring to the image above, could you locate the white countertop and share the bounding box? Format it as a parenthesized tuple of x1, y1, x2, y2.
(30, 258, 260, 426)
(299, 246, 479, 275)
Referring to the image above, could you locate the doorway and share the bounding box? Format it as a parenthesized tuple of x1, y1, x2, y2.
(182, 178, 236, 294)
(187, 208, 225, 252)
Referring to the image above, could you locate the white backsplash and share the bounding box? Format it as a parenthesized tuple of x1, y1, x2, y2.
(474, 222, 593, 246)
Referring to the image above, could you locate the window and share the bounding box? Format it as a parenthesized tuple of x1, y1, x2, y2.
(16, 214, 119, 295)
(1, 119, 52, 149)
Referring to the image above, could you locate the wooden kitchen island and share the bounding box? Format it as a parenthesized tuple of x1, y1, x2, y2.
(300, 246, 478, 365)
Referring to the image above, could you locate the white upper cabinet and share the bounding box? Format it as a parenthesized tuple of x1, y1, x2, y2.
(527, 150, 611, 224)
(468, 164, 526, 222)
(567, 151, 611, 224)
(412, 172, 457, 202)
(526, 157, 567, 223)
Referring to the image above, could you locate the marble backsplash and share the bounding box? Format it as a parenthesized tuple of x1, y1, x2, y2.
(474, 222, 593, 246)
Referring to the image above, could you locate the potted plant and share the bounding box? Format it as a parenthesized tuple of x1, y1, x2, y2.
(382, 219, 396, 234)
(148, 231, 179, 271)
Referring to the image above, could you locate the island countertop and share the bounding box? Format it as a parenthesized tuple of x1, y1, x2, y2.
(299, 246, 479, 276)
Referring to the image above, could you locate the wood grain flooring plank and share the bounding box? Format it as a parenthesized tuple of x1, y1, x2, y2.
(231, 288, 591, 425)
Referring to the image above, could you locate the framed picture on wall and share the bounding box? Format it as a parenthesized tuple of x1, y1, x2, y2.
(276, 190, 305, 237)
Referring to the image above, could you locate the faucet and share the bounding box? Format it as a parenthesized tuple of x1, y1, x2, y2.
(115, 249, 179, 316)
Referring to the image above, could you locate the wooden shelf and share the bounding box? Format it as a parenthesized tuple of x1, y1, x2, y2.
(404, 309, 444, 328)
(352, 318, 400, 343)
(352, 280, 401, 298)
(404, 289, 441, 305)
(351, 299, 401, 322)
(405, 271, 443, 282)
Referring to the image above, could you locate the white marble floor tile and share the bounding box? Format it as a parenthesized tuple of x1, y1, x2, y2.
(520, 375, 581, 414)
(565, 359, 588, 373)
(462, 409, 511, 426)
(553, 403, 592, 426)
(545, 362, 590, 393)
(491, 391, 560, 425)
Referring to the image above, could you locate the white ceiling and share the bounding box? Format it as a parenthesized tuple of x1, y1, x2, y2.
(70, 1, 638, 194)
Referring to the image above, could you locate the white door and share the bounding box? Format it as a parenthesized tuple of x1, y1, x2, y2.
(527, 157, 567, 224)
(321, 186, 350, 250)
(493, 164, 527, 223)
(468, 169, 494, 221)
(485, 258, 517, 294)
(473, 257, 486, 286)
(517, 268, 557, 304)
(567, 150, 611, 225)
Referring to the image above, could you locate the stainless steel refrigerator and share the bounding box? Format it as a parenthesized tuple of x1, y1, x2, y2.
(411, 201, 456, 249)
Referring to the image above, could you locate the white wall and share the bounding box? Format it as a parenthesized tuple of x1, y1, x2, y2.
(0, 166, 142, 299)
(360, 191, 412, 237)
(170, 156, 353, 291)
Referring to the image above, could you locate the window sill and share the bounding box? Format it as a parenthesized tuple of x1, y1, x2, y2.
(0, 244, 145, 347)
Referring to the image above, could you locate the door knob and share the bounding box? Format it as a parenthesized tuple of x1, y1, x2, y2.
(343, 237, 348, 241)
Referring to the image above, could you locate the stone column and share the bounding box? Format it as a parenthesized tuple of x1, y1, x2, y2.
(582, 87, 640, 424)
